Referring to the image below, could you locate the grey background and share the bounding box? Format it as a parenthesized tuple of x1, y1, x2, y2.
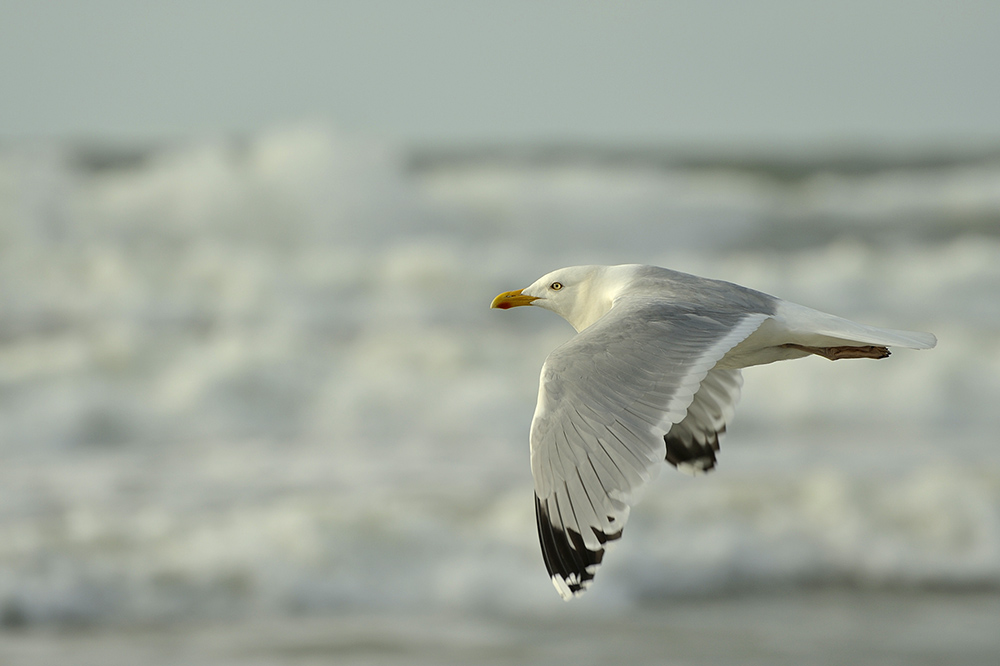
(2, 0, 999, 146)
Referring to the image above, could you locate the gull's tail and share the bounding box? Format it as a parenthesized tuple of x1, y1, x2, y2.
(778, 301, 937, 350)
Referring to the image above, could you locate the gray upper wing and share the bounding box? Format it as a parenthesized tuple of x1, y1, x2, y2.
(529, 298, 768, 598)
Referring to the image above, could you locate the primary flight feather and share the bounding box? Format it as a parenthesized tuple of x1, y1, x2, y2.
(491, 264, 935, 600)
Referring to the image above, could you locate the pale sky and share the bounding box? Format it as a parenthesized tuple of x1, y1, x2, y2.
(2, 1, 1000, 147)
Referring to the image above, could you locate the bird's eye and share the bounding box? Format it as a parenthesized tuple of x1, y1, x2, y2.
(550, 282, 563, 291)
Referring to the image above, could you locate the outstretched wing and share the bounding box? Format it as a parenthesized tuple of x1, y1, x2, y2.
(530, 300, 767, 599)
(663, 367, 744, 474)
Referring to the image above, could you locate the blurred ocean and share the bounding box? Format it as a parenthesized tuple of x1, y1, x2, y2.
(0, 124, 998, 663)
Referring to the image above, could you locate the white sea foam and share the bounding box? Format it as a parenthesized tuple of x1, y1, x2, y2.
(0, 125, 997, 626)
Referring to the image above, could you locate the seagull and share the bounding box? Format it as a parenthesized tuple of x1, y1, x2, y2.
(490, 264, 936, 600)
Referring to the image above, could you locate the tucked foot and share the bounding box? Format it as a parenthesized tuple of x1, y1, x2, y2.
(781, 343, 891, 360)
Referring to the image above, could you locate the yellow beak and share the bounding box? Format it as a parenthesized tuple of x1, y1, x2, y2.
(490, 288, 538, 309)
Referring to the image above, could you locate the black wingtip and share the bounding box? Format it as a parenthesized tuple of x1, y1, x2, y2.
(534, 494, 622, 599)
(664, 430, 720, 472)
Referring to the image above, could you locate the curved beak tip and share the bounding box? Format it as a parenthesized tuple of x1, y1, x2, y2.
(491, 288, 538, 310)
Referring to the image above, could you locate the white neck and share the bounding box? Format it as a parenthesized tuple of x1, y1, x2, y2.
(561, 266, 632, 331)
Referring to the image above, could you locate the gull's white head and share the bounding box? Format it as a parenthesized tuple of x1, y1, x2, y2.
(491, 265, 629, 332)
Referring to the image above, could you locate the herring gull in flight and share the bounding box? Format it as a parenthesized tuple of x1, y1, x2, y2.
(490, 264, 936, 600)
